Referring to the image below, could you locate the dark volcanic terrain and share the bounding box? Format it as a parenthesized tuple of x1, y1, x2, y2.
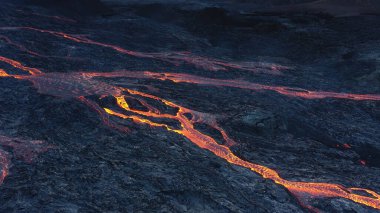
(0, 0, 380, 212)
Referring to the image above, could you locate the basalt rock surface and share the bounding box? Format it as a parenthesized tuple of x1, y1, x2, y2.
(0, 1, 379, 212)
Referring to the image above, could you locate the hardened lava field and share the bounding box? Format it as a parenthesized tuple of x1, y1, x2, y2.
(0, 0, 380, 212)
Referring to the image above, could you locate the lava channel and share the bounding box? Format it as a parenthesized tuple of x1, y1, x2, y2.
(84, 70, 380, 101)
(1, 56, 380, 211)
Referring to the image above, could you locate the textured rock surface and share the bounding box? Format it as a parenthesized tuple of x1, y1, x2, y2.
(0, 0, 379, 212)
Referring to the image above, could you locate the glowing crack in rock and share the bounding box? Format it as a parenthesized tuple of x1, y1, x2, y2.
(1, 56, 380, 211)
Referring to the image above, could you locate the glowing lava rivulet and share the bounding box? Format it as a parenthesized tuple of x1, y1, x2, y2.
(1, 53, 380, 211)
(84, 70, 380, 101)
(0, 27, 288, 75)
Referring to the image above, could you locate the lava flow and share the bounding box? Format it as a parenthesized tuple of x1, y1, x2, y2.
(0, 26, 287, 75)
(1, 56, 380, 211)
(85, 70, 380, 101)
(0, 56, 42, 75)
(104, 90, 380, 211)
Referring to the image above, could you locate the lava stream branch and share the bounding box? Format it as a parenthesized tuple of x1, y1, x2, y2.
(0, 27, 287, 74)
(1, 57, 380, 210)
(78, 96, 130, 133)
(113, 94, 236, 146)
(102, 90, 380, 210)
(0, 56, 42, 75)
(86, 70, 380, 101)
(149, 72, 380, 101)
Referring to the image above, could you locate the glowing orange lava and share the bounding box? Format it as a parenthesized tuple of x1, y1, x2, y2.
(102, 89, 380, 211)
(85, 70, 380, 101)
(0, 69, 10, 77)
(0, 56, 42, 75)
(147, 72, 380, 101)
(0, 55, 380, 210)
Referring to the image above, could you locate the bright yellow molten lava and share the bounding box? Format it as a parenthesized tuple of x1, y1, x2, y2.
(0, 69, 10, 77)
(104, 92, 380, 211)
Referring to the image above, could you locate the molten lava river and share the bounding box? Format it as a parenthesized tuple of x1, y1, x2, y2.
(0, 23, 380, 212)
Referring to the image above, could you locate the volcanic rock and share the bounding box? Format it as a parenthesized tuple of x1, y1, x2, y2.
(235, 109, 286, 136)
(0, 0, 379, 212)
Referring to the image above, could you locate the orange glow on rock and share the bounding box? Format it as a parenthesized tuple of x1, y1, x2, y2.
(0, 27, 287, 74)
(85, 70, 380, 101)
(0, 56, 42, 75)
(1, 53, 380, 210)
(146, 72, 380, 101)
(101, 91, 380, 211)
(0, 69, 10, 77)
